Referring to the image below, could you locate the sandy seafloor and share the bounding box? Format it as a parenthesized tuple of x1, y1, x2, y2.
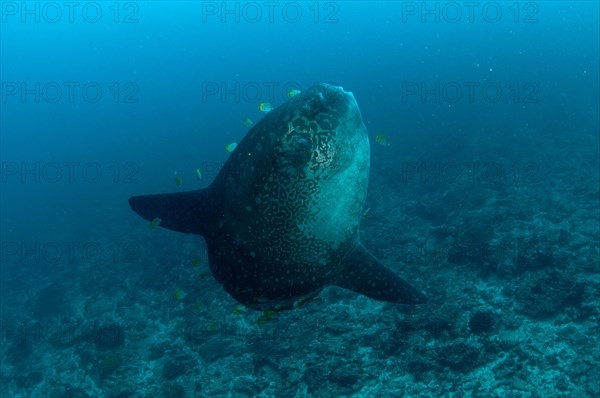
(1, 126, 599, 397)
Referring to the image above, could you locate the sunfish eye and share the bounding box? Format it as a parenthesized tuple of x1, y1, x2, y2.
(296, 137, 309, 146)
(293, 135, 311, 151)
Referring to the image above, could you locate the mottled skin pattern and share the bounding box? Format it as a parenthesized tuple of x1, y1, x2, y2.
(207, 84, 369, 308)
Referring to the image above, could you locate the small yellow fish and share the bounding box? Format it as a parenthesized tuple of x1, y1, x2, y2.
(287, 89, 302, 98)
(258, 102, 273, 113)
(191, 258, 200, 267)
(233, 305, 246, 315)
(195, 168, 202, 180)
(254, 296, 269, 303)
(149, 217, 162, 229)
(375, 134, 390, 146)
(225, 142, 238, 153)
(256, 308, 278, 324)
(243, 118, 253, 127)
(194, 302, 203, 310)
(294, 296, 320, 309)
(172, 289, 185, 300)
(294, 298, 307, 309)
(208, 322, 218, 331)
(293, 296, 321, 309)
(175, 176, 183, 186)
(199, 271, 209, 281)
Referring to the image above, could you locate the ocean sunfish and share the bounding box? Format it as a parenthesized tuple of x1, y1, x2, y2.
(129, 83, 427, 310)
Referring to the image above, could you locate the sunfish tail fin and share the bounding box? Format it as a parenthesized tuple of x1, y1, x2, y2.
(333, 243, 427, 304)
(128, 188, 218, 236)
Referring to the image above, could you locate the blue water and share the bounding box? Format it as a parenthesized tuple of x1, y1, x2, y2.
(1, 2, 599, 397)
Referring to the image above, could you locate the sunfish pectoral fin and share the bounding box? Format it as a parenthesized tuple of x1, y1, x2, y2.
(128, 188, 216, 236)
(333, 243, 427, 304)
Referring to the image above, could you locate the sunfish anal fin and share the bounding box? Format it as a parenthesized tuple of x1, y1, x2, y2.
(333, 243, 427, 305)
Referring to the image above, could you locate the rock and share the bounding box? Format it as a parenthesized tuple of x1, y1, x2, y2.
(162, 359, 189, 380)
(197, 338, 236, 363)
(514, 269, 585, 319)
(511, 377, 528, 391)
(149, 343, 166, 360)
(329, 366, 359, 387)
(15, 371, 43, 388)
(161, 383, 185, 398)
(436, 341, 482, 373)
(586, 369, 600, 396)
(469, 310, 495, 335)
(100, 352, 123, 379)
(94, 324, 125, 350)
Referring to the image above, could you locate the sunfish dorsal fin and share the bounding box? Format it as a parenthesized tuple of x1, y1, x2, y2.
(128, 188, 217, 236)
(333, 243, 427, 304)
